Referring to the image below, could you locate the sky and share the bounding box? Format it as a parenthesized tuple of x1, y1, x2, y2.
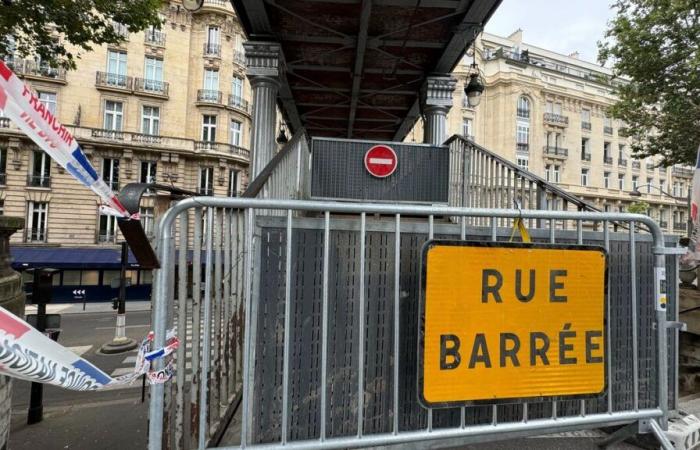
(484, 0, 616, 65)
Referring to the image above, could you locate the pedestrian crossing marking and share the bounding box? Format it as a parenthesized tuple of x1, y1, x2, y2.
(68, 345, 92, 357)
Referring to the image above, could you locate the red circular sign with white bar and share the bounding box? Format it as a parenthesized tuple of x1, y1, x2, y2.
(364, 145, 398, 178)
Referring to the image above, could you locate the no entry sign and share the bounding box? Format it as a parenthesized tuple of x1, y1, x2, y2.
(364, 145, 397, 178)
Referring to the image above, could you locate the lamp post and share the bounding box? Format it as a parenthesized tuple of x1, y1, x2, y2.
(630, 183, 691, 236)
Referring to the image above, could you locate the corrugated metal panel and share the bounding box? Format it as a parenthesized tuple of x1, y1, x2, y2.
(311, 138, 449, 204)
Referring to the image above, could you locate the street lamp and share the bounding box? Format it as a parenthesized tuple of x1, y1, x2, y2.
(629, 183, 691, 235)
(464, 44, 484, 107)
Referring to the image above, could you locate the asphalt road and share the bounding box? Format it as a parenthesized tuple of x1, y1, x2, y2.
(9, 310, 152, 450)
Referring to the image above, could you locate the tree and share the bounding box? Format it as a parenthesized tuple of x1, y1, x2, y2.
(0, 0, 163, 70)
(628, 200, 650, 215)
(599, 0, 700, 166)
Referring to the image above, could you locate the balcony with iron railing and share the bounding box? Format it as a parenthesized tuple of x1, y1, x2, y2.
(197, 89, 223, 106)
(144, 29, 166, 47)
(581, 153, 591, 162)
(674, 222, 687, 231)
(632, 161, 641, 170)
(97, 231, 118, 244)
(95, 71, 132, 90)
(0, 117, 9, 128)
(194, 141, 251, 158)
(543, 113, 569, 127)
(581, 121, 591, 131)
(112, 22, 130, 39)
(27, 175, 51, 188)
(199, 187, 214, 196)
(25, 228, 48, 243)
(618, 158, 627, 167)
(604, 156, 613, 165)
(106, 180, 120, 191)
(542, 146, 568, 159)
(673, 166, 694, 177)
(91, 128, 124, 141)
(203, 0, 230, 7)
(659, 220, 668, 229)
(4, 58, 67, 82)
(203, 42, 221, 57)
(132, 133, 162, 144)
(233, 50, 246, 65)
(604, 126, 614, 135)
(134, 78, 169, 98)
(228, 95, 250, 114)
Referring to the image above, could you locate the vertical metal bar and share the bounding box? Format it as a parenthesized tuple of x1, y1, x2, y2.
(654, 237, 669, 428)
(604, 221, 612, 413)
(190, 209, 203, 447)
(393, 213, 401, 435)
(427, 215, 433, 432)
(212, 209, 223, 425)
(630, 222, 639, 411)
(240, 208, 254, 447)
(357, 213, 366, 438)
(281, 210, 293, 444)
(492, 404, 498, 425)
(176, 212, 188, 449)
(490, 216, 497, 241)
(199, 207, 215, 449)
(223, 210, 232, 401)
(320, 211, 330, 441)
(549, 219, 555, 243)
(577, 217, 583, 244)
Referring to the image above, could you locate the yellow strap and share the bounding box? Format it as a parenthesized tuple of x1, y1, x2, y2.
(509, 218, 531, 243)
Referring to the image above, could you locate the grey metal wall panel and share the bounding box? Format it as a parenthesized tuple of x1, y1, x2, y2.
(311, 138, 449, 203)
(250, 217, 678, 443)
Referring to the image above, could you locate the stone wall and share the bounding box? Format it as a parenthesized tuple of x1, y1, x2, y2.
(0, 216, 26, 450)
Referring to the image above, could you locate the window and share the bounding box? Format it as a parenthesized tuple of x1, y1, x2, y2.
(203, 69, 219, 91)
(618, 144, 626, 160)
(27, 201, 48, 242)
(143, 57, 164, 91)
(102, 158, 120, 191)
(30, 150, 51, 187)
(632, 175, 638, 191)
(229, 119, 242, 146)
(0, 199, 4, 215)
(604, 172, 610, 188)
(604, 204, 611, 213)
(461, 118, 472, 138)
(517, 96, 530, 119)
(660, 179, 667, 193)
(603, 142, 611, 160)
(103, 100, 123, 131)
(0, 147, 7, 184)
(516, 121, 529, 151)
(98, 214, 118, 243)
(231, 77, 244, 104)
(581, 108, 591, 124)
(38, 91, 57, 114)
(199, 167, 214, 196)
(516, 155, 529, 170)
(545, 164, 551, 182)
(205, 26, 221, 54)
(140, 161, 157, 184)
(552, 165, 560, 183)
(581, 138, 590, 160)
(139, 207, 154, 237)
(141, 106, 160, 135)
(646, 178, 653, 193)
(545, 131, 562, 149)
(545, 101, 562, 115)
(673, 181, 680, 197)
(106, 50, 127, 86)
(202, 115, 217, 142)
(618, 174, 625, 190)
(228, 169, 239, 197)
(581, 168, 589, 186)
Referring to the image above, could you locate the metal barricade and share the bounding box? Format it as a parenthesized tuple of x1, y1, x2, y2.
(148, 198, 679, 450)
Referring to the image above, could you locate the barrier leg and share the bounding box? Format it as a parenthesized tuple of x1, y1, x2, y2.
(596, 422, 639, 449)
(648, 419, 675, 450)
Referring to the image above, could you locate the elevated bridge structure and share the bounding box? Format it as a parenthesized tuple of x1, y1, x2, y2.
(144, 2, 684, 450)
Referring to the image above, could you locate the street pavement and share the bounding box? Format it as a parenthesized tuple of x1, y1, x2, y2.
(8, 307, 152, 450)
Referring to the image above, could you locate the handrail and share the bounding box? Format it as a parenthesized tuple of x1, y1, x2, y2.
(445, 134, 601, 212)
(241, 128, 307, 198)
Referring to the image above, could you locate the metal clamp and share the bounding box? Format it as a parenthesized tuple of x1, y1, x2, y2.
(666, 321, 688, 331)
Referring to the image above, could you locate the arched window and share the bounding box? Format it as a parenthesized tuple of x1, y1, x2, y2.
(517, 96, 530, 119)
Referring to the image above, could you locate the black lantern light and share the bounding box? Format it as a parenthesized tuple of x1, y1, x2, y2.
(464, 45, 484, 107)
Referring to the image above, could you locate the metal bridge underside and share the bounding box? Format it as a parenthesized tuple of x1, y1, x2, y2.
(232, 0, 501, 141)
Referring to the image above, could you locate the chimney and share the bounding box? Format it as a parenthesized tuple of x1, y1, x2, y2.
(507, 28, 523, 43)
(568, 51, 580, 59)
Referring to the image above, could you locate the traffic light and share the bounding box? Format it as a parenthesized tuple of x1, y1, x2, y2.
(112, 298, 119, 310)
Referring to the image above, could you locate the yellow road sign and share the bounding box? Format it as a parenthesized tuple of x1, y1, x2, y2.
(419, 241, 607, 407)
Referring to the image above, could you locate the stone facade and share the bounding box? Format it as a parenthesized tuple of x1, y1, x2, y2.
(0, 0, 252, 246)
(0, 216, 25, 450)
(409, 30, 692, 235)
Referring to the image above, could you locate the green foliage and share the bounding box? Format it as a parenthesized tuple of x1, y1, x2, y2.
(628, 200, 650, 214)
(599, 0, 700, 166)
(0, 0, 163, 70)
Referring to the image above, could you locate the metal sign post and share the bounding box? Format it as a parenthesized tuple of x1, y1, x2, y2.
(100, 242, 137, 354)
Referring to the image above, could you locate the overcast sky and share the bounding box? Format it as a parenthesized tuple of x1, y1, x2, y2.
(484, 0, 615, 65)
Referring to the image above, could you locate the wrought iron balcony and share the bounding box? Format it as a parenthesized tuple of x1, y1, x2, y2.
(604, 156, 613, 165)
(204, 0, 229, 5)
(233, 50, 246, 65)
(27, 175, 51, 188)
(581, 121, 591, 131)
(632, 161, 641, 170)
(134, 77, 169, 97)
(618, 158, 627, 167)
(674, 222, 687, 231)
(543, 146, 568, 157)
(516, 108, 530, 119)
(144, 29, 166, 46)
(97, 231, 118, 244)
(194, 141, 251, 158)
(95, 71, 132, 90)
(0, 117, 9, 128)
(228, 95, 250, 113)
(112, 21, 130, 39)
(581, 153, 591, 162)
(5, 58, 66, 82)
(107, 180, 120, 191)
(25, 228, 48, 243)
(203, 42, 221, 57)
(132, 133, 162, 144)
(604, 126, 613, 135)
(516, 143, 529, 153)
(199, 187, 214, 196)
(659, 220, 668, 229)
(673, 166, 694, 177)
(543, 113, 569, 127)
(197, 89, 223, 104)
(91, 128, 124, 140)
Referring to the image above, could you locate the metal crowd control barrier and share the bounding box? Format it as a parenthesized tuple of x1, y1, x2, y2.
(148, 197, 680, 450)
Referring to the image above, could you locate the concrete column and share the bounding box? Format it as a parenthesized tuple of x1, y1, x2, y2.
(244, 41, 281, 181)
(421, 76, 457, 146)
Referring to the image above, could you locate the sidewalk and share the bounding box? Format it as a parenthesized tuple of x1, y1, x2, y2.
(24, 301, 151, 315)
